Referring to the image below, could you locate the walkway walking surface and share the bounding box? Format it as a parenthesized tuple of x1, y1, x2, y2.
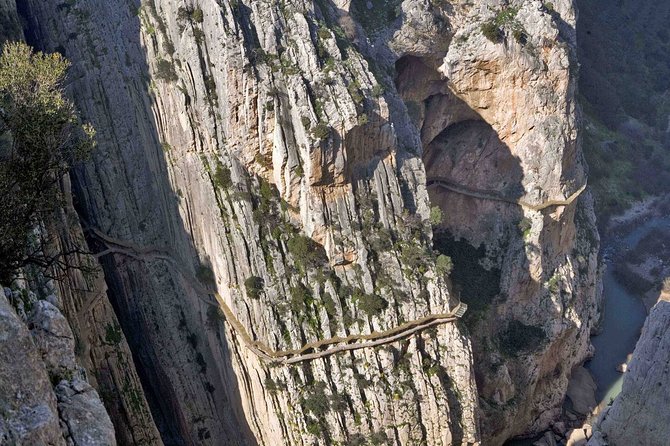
(86, 227, 467, 365)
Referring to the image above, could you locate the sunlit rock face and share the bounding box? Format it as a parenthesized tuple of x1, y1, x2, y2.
(7, 0, 598, 444)
(391, 1, 600, 443)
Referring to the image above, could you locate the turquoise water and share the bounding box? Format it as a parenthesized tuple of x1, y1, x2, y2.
(586, 216, 670, 404)
(503, 215, 670, 445)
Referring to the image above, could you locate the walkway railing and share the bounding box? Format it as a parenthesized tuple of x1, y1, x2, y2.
(87, 227, 467, 365)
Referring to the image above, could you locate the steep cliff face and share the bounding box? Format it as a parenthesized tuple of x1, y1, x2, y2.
(392, 0, 600, 442)
(589, 300, 670, 445)
(1, 0, 163, 443)
(21, 0, 479, 444)
(11, 0, 598, 445)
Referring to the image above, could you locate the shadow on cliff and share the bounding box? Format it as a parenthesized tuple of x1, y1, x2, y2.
(393, 51, 567, 442)
(322, 2, 539, 442)
(393, 54, 527, 323)
(19, 1, 256, 445)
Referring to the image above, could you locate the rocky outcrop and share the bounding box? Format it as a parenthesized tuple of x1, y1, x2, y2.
(21, 0, 480, 444)
(0, 289, 115, 445)
(0, 290, 63, 445)
(392, 0, 600, 442)
(589, 300, 670, 445)
(11, 0, 599, 445)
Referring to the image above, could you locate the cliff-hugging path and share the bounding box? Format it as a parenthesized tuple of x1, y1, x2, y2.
(85, 227, 466, 365)
(427, 177, 587, 211)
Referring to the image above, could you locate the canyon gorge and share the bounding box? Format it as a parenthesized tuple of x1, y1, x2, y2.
(0, 0, 667, 445)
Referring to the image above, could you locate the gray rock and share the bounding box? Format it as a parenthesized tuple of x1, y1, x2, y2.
(0, 292, 64, 446)
(15, 0, 599, 444)
(55, 379, 116, 446)
(591, 301, 670, 445)
(28, 300, 77, 380)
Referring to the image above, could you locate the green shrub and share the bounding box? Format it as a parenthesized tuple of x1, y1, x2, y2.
(347, 80, 364, 105)
(351, 0, 402, 37)
(290, 283, 314, 314)
(322, 292, 337, 317)
(105, 324, 123, 345)
(317, 27, 331, 40)
(155, 59, 177, 82)
(244, 276, 264, 299)
(191, 7, 204, 23)
(353, 289, 387, 317)
(264, 377, 286, 393)
(481, 22, 502, 42)
(302, 381, 330, 417)
(429, 206, 443, 226)
(287, 234, 326, 269)
(482, 7, 524, 44)
(0, 43, 95, 282)
(311, 122, 330, 141)
(400, 243, 428, 271)
(177, 6, 203, 24)
(371, 84, 385, 97)
(435, 254, 453, 276)
(177, 7, 191, 24)
(213, 161, 232, 189)
(193, 28, 205, 44)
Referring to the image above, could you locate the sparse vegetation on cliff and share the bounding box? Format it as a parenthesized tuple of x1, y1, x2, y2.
(481, 7, 527, 44)
(350, 0, 402, 37)
(245, 276, 264, 299)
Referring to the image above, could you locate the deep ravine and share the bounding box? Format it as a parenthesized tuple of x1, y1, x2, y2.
(1, 1, 603, 445)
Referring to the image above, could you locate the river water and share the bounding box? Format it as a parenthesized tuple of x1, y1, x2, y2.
(586, 215, 670, 405)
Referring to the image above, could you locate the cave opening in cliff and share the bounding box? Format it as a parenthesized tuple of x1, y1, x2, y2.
(394, 55, 523, 325)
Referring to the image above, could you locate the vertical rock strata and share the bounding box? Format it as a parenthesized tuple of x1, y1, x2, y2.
(21, 0, 478, 444)
(12, 0, 599, 445)
(0, 289, 116, 445)
(398, 1, 601, 443)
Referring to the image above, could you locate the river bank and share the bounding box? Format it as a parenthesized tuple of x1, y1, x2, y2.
(506, 195, 670, 446)
(587, 194, 670, 410)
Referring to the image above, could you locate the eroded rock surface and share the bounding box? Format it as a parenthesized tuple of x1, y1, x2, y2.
(7, 0, 599, 445)
(393, 1, 600, 442)
(0, 290, 64, 445)
(0, 289, 116, 446)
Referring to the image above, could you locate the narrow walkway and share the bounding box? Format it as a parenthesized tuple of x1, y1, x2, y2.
(86, 227, 466, 365)
(427, 177, 587, 211)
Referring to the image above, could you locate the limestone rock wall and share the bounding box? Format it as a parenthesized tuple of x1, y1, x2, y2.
(389, 0, 601, 442)
(1, 0, 163, 442)
(48, 177, 165, 446)
(20, 0, 481, 444)
(10, 0, 600, 445)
